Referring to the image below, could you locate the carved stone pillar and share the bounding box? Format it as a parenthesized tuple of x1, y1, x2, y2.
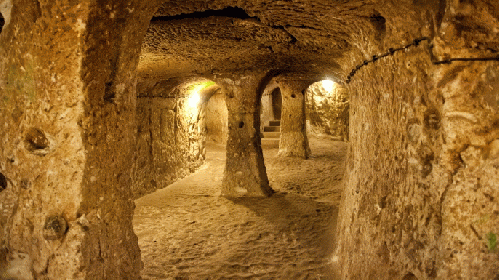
(216, 74, 274, 197)
(276, 79, 312, 159)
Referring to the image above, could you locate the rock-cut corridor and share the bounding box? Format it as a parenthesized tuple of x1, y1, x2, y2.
(134, 137, 346, 280)
(1, 0, 499, 279)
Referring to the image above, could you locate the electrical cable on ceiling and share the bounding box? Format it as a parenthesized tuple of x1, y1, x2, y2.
(345, 37, 499, 84)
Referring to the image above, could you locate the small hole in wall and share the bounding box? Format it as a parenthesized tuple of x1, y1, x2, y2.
(239, 121, 245, 128)
(291, 94, 296, 98)
(104, 82, 115, 103)
(0, 173, 7, 192)
(43, 216, 68, 241)
(25, 128, 50, 152)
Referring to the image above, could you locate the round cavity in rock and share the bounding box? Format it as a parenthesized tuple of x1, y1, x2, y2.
(0, 172, 7, 192)
(239, 121, 244, 128)
(43, 216, 68, 240)
(291, 94, 296, 98)
(25, 128, 49, 151)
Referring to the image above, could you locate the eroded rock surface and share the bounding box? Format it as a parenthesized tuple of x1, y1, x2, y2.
(306, 82, 349, 141)
(0, 0, 497, 279)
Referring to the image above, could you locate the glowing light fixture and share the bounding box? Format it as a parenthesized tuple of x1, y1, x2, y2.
(322, 79, 336, 92)
(188, 91, 201, 107)
(185, 80, 216, 108)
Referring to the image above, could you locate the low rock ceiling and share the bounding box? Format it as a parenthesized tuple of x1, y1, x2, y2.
(138, 0, 378, 84)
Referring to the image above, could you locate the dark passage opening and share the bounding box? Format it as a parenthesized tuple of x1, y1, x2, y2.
(271, 88, 282, 120)
(0, 172, 7, 192)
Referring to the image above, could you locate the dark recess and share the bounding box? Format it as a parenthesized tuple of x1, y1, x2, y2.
(0, 172, 7, 192)
(151, 7, 254, 22)
(104, 82, 115, 103)
(402, 272, 418, 280)
(369, 12, 386, 41)
(0, 13, 4, 33)
(25, 128, 50, 151)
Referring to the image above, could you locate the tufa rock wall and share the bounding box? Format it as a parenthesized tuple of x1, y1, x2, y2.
(134, 90, 207, 198)
(0, 0, 161, 278)
(336, 44, 446, 280)
(204, 89, 228, 145)
(306, 82, 349, 141)
(336, 1, 499, 278)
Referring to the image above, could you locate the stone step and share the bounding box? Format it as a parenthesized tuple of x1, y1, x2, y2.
(261, 138, 280, 148)
(263, 132, 280, 138)
(263, 126, 280, 132)
(268, 120, 281, 126)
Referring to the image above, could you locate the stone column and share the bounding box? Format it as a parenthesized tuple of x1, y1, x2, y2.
(276, 79, 312, 159)
(217, 75, 273, 197)
(0, 1, 159, 279)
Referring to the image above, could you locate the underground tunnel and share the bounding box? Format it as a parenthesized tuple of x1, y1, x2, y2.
(1, 0, 499, 279)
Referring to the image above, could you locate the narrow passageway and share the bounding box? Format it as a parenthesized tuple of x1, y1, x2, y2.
(133, 136, 347, 279)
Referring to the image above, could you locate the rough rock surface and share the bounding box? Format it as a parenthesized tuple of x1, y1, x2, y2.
(205, 90, 229, 145)
(335, 2, 499, 279)
(134, 82, 209, 198)
(0, 0, 159, 278)
(277, 79, 312, 159)
(306, 82, 349, 141)
(216, 74, 273, 197)
(0, 0, 498, 278)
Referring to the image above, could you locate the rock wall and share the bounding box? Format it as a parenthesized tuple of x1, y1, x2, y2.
(0, 0, 161, 278)
(306, 82, 349, 140)
(134, 91, 206, 198)
(204, 90, 228, 145)
(0, 2, 90, 277)
(336, 2, 499, 279)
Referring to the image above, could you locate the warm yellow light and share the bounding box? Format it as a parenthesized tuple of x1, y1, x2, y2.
(322, 80, 336, 92)
(188, 91, 200, 107)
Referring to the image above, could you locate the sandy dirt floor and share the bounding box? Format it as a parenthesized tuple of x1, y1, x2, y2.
(133, 136, 347, 280)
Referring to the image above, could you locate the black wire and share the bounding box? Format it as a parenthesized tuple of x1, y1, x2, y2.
(345, 37, 499, 84)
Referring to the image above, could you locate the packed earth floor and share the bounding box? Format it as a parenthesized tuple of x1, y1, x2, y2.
(133, 136, 347, 280)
